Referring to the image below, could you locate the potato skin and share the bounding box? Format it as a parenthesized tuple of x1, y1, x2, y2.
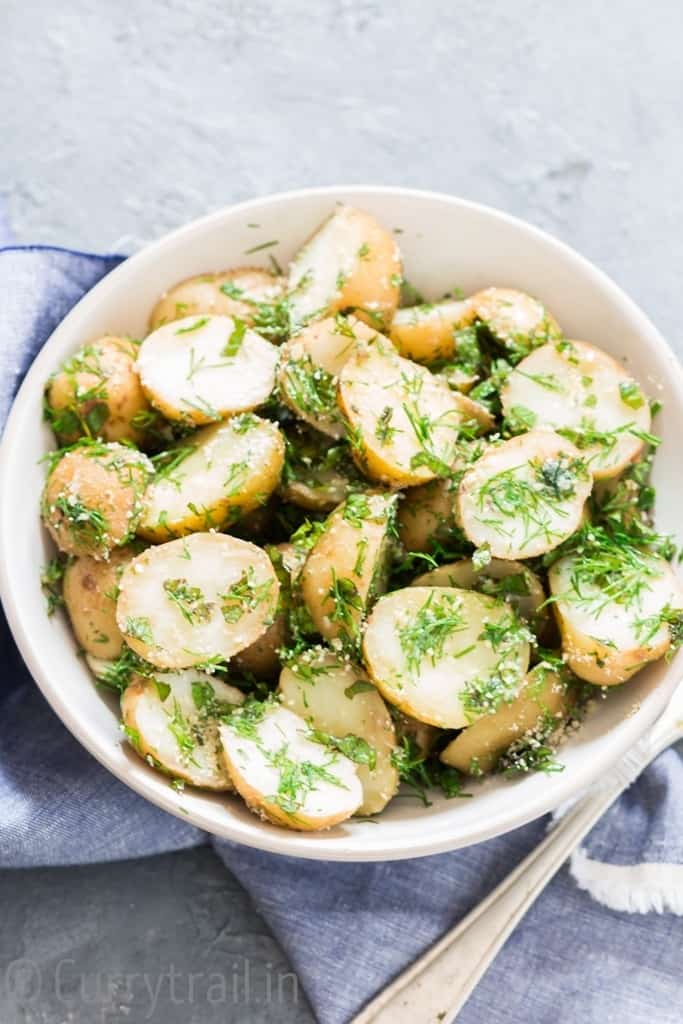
(389, 299, 470, 363)
(412, 557, 549, 634)
(149, 266, 285, 331)
(440, 664, 576, 774)
(62, 546, 138, 657)
(396, 477, 458, 553)
(45, 336, 153, 446)
(300, 492, 397, 646)
(232, 543, 299, 679)
(42, 444, 152, 559)
(466, 287, 561, 358)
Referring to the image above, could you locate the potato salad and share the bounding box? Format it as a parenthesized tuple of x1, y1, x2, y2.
(40, 205, 683, 831)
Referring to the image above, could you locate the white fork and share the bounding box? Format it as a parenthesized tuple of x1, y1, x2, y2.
(352, 689, 683, 1024)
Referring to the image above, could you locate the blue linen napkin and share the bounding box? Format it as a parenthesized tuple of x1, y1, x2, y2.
(2, 245, 683, 1024)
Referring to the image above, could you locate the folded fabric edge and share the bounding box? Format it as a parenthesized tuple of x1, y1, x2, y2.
(570, 846, 683, 915)
(0, 243, 127, 260)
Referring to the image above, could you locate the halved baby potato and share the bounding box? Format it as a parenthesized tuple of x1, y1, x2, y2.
(338, 338, 493, 486)
(389, 299, 470, 363)
(278, 648, 399, 814)
(278, 315, 377, 438)
(138, 415, 284, 541)
(457, 430, 592, 559)
(116, 533, 280, 669)
(218, 702, 363, 830)
(501, 340, 652, 479)
(45, 336, 153, 446)
(412, 557, 548, 633)
(548, 541, 683, 685)
(362, 586, 531, 728)
(149, 266, 285, 331)
(466, 287, 560, 360)
(121, 670, 245, 789)
(63, 546, 139, 657)
(287, 205, 401, 334)
(42, 443, 153, 560)
(300, 491, 398, 647)
(279, 423, 365, 513)
(137, 314, 279, 425)
(440, 663, 576, 775)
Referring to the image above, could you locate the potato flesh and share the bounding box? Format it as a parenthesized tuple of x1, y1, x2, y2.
(62, 547, 137, 658)
(218, 704, 362, 830)
(501, 340, 652, 479)
(42, 445, 152, 559)
(549, 552, 682, 685)
(362, 586, 531, 729)
(440, 665, 573, 774)
(278, 315, 377, 438)
(412, 558, 547, 629)
(457, 430, 592, 558)
(138, 416, 284, 541)
(116, 533, 280, 669)
(288, 205, 401, 333)
(389, 300, 470, 363)
(300, 492, 397, 644)
(46, 336, 152, 446)
(137, 314, 279, 424)
(338, 339, 492, 486)
(149, 267, 284, 331)
(278, 650, 398, 814)
(121, 671, 244, 789)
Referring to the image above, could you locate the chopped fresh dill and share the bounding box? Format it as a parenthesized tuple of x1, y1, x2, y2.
(223, 317, 246, 357)
(53, 495, 108, 547)
(391, 737, 469, 806)
(124, 616, 154, 644)
(175, 317, 209, 334)
(281, 354, 339, 422)
(40, 556, 68, 615)
(220, 568, 273, 623)
(398, 590, 467, 676)
(163, 577, 213, 624)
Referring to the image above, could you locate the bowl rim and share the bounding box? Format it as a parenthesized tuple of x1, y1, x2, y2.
(2, 184, 682, 861)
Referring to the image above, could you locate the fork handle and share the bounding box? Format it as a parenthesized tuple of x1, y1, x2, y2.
(352, 723, 675, 1024)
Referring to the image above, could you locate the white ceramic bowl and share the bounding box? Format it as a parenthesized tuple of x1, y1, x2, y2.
(2, 186, 682, 861)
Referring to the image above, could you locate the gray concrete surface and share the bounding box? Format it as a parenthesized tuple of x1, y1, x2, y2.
(2, 1, 683, 1022)
(0, 849, 313, 1023)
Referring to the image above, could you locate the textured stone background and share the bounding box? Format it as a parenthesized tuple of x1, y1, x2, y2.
(2, 1, 683, 1022)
